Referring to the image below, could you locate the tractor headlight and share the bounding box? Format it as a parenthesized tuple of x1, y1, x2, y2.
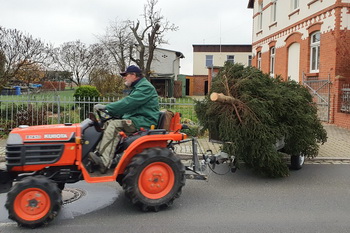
(7, 133, 23, 145)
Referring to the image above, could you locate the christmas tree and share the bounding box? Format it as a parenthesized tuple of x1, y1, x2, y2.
(195, 63, 327, 177)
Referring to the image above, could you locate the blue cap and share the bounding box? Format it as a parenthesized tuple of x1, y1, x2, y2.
(120, 65, 142, 76)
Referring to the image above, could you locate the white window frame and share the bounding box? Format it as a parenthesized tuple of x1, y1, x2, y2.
(291, 0, 299, 11)
(270, 47, 275, 77)
(227, 55, 235, 64)
(257, 52, 262, 70)
(271, 0, 277, 23)
(258, 2, 263, 30)
(206, 55, 213, 68)
(248, 55, 252, 66)
(310, 31, 320, 73)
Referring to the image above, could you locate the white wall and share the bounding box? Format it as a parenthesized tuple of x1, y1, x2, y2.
(251, 0, 338, 56)
(252, 0, 336, 43)
(151, 48, 182, 79)
(193, 51, 252, 75)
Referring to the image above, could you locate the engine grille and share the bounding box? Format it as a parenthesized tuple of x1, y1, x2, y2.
(6, 144, 64, 166)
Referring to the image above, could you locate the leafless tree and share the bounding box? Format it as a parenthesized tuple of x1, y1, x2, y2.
(52, 40, 106, 86)
(0, 26, 51, 88)
(99, 19, 134, 73)
(129, 0, 178, 79)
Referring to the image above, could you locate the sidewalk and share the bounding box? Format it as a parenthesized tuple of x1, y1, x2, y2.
(0, 123, 349, 163)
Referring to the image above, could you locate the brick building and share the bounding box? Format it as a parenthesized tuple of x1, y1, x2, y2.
(188, 44, 252, 96)
(248, 0, 350, 129)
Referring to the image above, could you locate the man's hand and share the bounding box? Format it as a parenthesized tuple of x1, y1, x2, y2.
(94, 104, 106, 111)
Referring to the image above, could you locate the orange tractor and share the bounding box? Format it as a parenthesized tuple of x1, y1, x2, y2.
(0, 111, 218, 228)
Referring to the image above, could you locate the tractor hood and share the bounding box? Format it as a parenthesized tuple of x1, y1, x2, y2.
(7, 123, 79, 145)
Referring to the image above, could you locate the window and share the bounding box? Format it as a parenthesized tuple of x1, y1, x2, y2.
(227, 55, 235, 64)
(258, 2, 263, 30)
(248, 55, 252, 66)
(206, 55, 213, 67)
(291, 0, 299, 10)
(257, 52, 262, 70)
(310, 31, 320, 72)
(271, 0, 277, 23)
(270, 47, 275, 77)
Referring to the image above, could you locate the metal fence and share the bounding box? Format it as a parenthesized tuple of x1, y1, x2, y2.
(303, 75, 331, 122)
(0, 95, 197, 130)
(341, 85, 350, 113)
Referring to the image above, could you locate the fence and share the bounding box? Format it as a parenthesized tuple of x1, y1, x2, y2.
(0, 95, 198, 130)
(341, 85, 350, 113)
(303, 74, 331, 122)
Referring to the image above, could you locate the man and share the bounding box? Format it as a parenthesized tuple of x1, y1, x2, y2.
(89, 65, 159, 173)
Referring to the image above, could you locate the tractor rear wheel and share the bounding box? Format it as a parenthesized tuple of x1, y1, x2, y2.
(5, 176, 62, 228)
(122, 148, 185, 212)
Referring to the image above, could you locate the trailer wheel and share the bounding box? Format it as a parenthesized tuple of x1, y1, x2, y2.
(290, 153, 305, 170)
(122, 148, 185, 212)
(5, 176, 62, 228)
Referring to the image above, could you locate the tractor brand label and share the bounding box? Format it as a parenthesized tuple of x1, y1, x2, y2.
(25, 135, 41, 139)
(44, 134, 68, 139)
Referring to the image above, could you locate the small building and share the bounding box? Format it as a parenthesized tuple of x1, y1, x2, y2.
(247, 0, 350, 129)
(189, 44, 252, 95)
(149, 47, 184, 97)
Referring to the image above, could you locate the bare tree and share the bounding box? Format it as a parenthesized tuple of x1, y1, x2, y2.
(0, 26, 51, 88)
(52, 40, 105, 86)
(99, 19, 134, 73)
(129, 0, 178, 79)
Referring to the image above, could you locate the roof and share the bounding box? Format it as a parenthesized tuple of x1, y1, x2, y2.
(156, 47, 185, 58)
(192, 44, 252, 53)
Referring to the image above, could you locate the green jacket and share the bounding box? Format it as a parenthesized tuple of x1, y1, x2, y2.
(106, 78, 159, 129)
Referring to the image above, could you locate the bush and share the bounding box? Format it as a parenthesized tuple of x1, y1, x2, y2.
(14, 104, 48, 126)
(73, 86, 101, 120)
(73, 85, 101, 100)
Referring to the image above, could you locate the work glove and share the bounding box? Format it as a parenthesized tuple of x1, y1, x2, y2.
(94, 104, 106, 111)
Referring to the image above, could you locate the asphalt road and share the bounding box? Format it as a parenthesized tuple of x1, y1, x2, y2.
(1, 164, 350, 233)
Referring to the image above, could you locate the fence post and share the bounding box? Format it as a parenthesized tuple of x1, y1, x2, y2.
(56, 95, 61, 124)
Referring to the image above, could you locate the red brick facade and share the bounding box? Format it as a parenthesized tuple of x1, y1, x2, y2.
(186, 75, 208, 96)
(251, 3, 350, 129)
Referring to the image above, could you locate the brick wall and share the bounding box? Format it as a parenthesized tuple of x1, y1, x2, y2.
(192, 76, 208, 95)
(333, 76, 350, 129)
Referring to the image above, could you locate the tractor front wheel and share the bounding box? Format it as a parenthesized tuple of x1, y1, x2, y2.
(5, 176, 62, 228)
(122, 148, 185, 212)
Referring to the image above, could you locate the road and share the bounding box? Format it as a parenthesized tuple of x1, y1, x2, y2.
(1, 164, 350, 233)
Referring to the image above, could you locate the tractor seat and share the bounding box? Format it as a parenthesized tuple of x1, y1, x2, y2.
(156, 110, 174, 131)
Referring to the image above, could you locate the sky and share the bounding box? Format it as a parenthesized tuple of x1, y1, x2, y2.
(0, 0, 253, 75)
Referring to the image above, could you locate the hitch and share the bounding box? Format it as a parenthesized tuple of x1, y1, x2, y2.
(204, 150, 237, 173)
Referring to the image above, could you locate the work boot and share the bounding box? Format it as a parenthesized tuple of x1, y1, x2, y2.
(88, 152, 107, 174)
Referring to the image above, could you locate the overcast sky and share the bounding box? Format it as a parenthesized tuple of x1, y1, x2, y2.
(1, 0, 253, 75)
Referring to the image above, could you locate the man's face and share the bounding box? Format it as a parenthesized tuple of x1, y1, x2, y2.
(123, 73, 138, 87)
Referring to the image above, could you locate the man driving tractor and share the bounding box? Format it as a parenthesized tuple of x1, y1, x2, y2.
(89, 65, 159, 173)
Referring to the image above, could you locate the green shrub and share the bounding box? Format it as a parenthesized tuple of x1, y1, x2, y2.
(73, 85, 101, 120)
(73, 85, 101, 100)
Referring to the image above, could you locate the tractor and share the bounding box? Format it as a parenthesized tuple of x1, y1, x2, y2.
(0, 110, 221, 228)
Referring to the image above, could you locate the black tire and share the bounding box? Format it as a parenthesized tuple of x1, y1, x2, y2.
(122, 147, 185, 212)
(290, 154, 305, 170)
(5, 176, 62, 228)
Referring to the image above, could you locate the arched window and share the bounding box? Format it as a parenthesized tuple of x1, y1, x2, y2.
(270, 47, 275, 77)
(310, 31, 320, 72)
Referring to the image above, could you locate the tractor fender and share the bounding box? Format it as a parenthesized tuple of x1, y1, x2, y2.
(115, 132, 185, 175)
